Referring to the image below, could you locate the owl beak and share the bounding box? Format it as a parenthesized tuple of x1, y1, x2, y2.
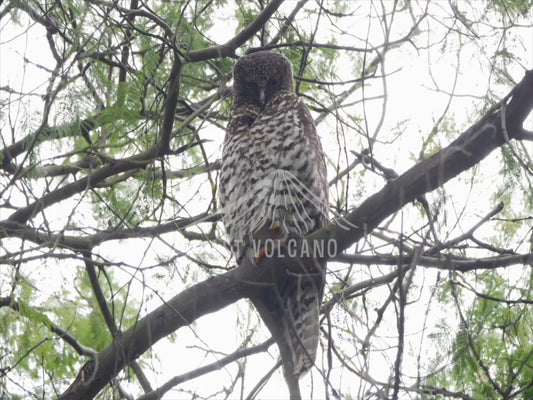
(259, 87, 266, 106)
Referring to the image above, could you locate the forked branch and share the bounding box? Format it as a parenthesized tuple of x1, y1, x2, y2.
(60, 70, 533, 399)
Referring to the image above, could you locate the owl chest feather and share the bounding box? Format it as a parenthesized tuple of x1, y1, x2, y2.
(225, 97, 312, 184)
(221, 92, 327, 263)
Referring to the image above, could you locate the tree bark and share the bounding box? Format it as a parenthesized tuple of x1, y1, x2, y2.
(60, 70, 533, 399)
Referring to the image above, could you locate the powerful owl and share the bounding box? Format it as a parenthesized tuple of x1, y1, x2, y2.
(219, 51, 328, 397)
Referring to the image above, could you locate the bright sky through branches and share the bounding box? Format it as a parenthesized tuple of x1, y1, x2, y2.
(1, 1, 532, 398)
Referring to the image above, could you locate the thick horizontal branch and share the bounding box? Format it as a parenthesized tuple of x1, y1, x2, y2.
(19, 155, 101, 178)
(60, 69, 533, 399)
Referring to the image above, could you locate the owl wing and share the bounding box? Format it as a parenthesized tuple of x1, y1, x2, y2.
(219, 104, 260, 262)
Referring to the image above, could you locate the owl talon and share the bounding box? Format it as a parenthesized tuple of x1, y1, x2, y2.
(254, 238, 282, 264)
(254, 247, 267, 264)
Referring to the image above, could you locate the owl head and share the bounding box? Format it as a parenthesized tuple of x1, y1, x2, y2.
(232, 51, 294, 108)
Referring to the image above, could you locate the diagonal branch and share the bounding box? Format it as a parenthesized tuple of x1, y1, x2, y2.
(2, 140, 204, 225)
(158, 53, 184, 155)
(136, 339, 275, 400)
(0, 296, 96, 357)
(185, 0, 285, 62)
(60, 70, 533, 399)
(310, 69, 533, 254)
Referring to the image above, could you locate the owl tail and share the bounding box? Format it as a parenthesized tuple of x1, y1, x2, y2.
(281, 274, 321, 377)
(251, 265, 323, 399)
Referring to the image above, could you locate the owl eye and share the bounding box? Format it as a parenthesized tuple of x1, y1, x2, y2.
(270, 78, 279, 86)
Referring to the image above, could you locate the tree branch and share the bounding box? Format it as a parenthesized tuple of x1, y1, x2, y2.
(0, 116, 100, 173)
(0, 210, 216, 252)
(60, 69, 533, 399)
(136, 339, 275, 400)
(185, 0, 285, 62)
(2, 139, 204, 225)
(310, 69, 533, 254)
(158, 53, 184, 155)
(0, 297, 96, 357)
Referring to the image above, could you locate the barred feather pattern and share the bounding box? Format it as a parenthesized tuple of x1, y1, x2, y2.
(220, 91, 328, 265)
(219, 51, 328, 380)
